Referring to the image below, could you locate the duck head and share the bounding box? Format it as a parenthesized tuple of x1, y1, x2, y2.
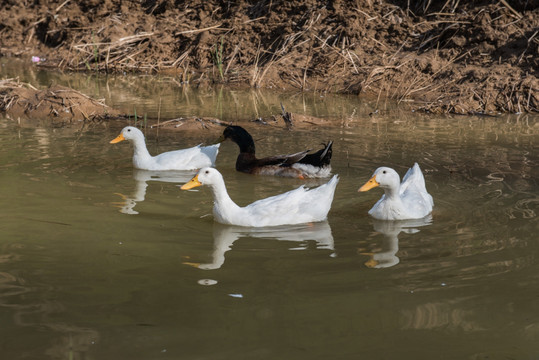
(110, 126, 143, 144)
(359, 167, 401, 192)
(218, 125, 256, 154)
(181, 167, 220, 190)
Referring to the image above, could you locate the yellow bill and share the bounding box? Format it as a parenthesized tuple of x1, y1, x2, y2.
(110, 133, 125, 144)
(181, 175, 202, 190)
(358, 175, 379, 192)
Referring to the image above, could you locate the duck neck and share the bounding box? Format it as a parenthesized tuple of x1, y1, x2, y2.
(130, 137, 152, 164)
(234, 134, 256, 155)
(383, 185, 401, 201)
(209, 179, 242, 217)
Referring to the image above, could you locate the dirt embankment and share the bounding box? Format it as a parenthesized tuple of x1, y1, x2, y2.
(0, 79, 121, 125)
(0, 0, 538, 114)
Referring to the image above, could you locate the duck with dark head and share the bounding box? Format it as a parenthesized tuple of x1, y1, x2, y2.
(219, 125, 333, 179)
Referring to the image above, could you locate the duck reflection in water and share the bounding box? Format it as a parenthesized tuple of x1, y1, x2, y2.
(362, 216, 432, 269)
(184, 221, 335, 270)
(113, 169, 194, 214)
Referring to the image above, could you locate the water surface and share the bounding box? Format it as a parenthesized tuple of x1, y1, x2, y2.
(1, 62, 538, 359)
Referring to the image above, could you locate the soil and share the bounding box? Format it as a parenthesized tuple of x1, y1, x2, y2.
(0, 0, 538, 115)
(0, 79, 121, 125)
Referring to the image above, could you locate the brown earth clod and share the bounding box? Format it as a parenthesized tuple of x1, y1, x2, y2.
(0, 78, 121, 123)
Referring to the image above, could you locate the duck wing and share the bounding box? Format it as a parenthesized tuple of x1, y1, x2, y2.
(400, 163, 434, 209)
(400, 163, 426, 195)
(255, 149, 311, 167)
(241, 175, 339, 226)
(199, 143, 221, 166)
(258, 141, 333, 168)
(153, 144, 219, 170)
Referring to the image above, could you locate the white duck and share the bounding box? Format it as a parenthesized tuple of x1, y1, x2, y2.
(359, 163, 433, 220)
(110, 126, 220, 171)
(181, 167, 339, 227)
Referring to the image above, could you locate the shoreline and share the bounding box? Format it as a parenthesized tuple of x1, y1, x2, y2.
(0, 1, 537, 114)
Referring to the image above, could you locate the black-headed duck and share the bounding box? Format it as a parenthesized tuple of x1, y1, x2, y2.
(219, 125, 333, 179)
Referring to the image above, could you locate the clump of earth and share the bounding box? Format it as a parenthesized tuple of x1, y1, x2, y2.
(0, 0, 537, 115)
(0, 79, 121, 124)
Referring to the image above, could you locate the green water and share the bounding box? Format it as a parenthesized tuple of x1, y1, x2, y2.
(1, 60, 538, 359)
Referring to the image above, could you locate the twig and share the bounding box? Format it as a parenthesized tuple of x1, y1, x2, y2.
(517, 30, 538, 64)
(355, 8, 377, 21)
(73, 32, 154, 49)
(280, 103, 293, 129)
(55, 0, 71, 13)
(499, 0, 522, 18)
(175, 24, 222, 35)
(224, 45, 239, 75)
(346, 50, 359, 74)
(243, 17, 266, 24)
(156, 97, 161, 141)
(171, 50, 191, 68)
(302, 41, 313, 89)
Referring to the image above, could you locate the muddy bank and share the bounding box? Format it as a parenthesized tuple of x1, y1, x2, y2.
(0, 0, 538, 114)
(0, 79, 122, 125)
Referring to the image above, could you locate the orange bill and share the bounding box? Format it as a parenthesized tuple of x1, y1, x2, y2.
(109, 133, 125, 144)
(181, 175, 202, 190)
(358, 175, 379, 192)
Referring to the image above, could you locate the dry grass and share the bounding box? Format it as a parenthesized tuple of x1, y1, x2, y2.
(0, 78, 37, 111)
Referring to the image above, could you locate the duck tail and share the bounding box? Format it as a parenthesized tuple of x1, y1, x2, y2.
(299, 140, 333, 167)
(201, 143, 221, 165)
(327, 174, 339, 190)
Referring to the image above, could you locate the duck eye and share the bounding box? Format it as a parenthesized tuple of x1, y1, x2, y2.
(127, 129, 131, 132)
(382, 170, 386, 174)
(205, 170, 209, 174)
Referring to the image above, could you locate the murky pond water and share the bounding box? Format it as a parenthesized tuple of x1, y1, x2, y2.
(1, 61, 539, 359)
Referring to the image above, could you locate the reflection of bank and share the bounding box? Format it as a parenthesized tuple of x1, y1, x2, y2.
(363, 216, 432, 269)
(113, 169, 194, 214)
(185, 221, 335, 270)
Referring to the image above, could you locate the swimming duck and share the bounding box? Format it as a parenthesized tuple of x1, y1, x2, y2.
(181, 167, 339, 227)
(359, 163, 433, 220)
(219, 125, 332, 179)
(110, 126, 220, 171)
